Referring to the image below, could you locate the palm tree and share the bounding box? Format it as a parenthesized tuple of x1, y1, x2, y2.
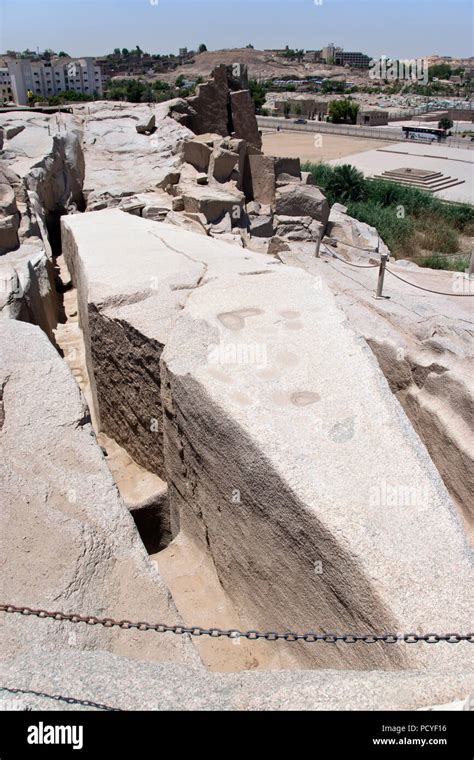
(326, 165, 366, 203)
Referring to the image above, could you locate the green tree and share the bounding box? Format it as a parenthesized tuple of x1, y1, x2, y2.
(326, 165, 366, 203)
(249, 79, 268, 111)
(175, 75, 186, 88)
(113, 48, 121, 57)
(438, 117, 453, 130)
(121, 48, 129, 57)
(329, 98, 359, 123)
(152, 79, 171, 92)
(428, 63, 452, 81)
(198, 43, 207, 53)
(58, 51, 69, 57)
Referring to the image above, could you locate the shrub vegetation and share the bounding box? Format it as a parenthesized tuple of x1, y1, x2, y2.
(302, 162, 474, 263)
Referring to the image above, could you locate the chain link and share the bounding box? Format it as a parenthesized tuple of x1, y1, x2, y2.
(0, 685, 121, 712)
(2, 604, 472, 644)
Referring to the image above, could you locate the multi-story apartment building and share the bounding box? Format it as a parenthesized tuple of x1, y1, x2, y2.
(336, 51, 371, 68)
(0, 67, 14, 104)
(6, 57, 103, 104)
(322, 43, 371, 68)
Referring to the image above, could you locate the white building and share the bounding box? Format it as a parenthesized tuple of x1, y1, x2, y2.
(0, 67, 13, 104)
(7, 58, 103, 104)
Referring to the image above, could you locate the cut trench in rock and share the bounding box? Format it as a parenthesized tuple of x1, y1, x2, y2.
(52, 252, 282, 673)
(53, 256, 173, 555)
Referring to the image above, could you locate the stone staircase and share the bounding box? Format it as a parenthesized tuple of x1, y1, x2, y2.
(372, 167, 465, 193)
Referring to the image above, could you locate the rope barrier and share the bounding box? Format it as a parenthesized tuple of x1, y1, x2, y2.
(321, 249, 380, 269)
(1, 604, 472, 644)
(320, 245, 474, 297)
(385, 267, 474, 297)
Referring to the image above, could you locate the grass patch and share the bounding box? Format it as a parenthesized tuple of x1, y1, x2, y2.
(417, 254, 470, 272)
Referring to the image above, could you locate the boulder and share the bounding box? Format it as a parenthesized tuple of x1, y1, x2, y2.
(230, 90, 262, 149)
(210, 148, 240, 183)
(275, 184, 330, 227)
(165, 210, 208, 236)
(275, 157, 301, 181)
(249, 215, 274, 238)
(185, 66, 230, 137)
(246, 200, 261, 216)
(121, 191, 173, 222)
(222, 136, 247, 190)
(5, 124, 26, 140)
(181, 138, 213, 173)
(267, 236, 291, 256)
(276, 224, 312, 241)
(172, 196, 185, 212)
(0, 248, 58, 340)
(326, 203, 390, 257)
(155, 170, 181, 192)
(274, 215, 323, 243)
(181, 185, 245, 224)
(135, 114, 156, 135)
(209, 231, 244, 247)
(0, 182, 17, 215)
(276, 174, 301, 187)
(212, 212, 232, 235)
(246, 154, 276, 205)
(0, 213, 19, 252)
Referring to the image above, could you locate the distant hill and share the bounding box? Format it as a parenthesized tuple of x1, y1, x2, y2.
(156, 48, 367, 84)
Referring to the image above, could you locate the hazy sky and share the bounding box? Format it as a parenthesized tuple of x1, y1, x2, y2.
(1, 0, 473, 59)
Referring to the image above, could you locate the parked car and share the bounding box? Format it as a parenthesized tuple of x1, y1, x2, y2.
(293, 118, 307, 124)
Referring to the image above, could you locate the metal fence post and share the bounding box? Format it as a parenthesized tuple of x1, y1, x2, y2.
(374, 253, 389, 299)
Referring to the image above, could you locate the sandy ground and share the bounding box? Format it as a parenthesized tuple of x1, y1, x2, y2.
(262, 129, 397, 162)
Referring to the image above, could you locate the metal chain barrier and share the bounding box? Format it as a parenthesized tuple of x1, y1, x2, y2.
(2, 604, 472, 644)
(0, 685, 121, 712)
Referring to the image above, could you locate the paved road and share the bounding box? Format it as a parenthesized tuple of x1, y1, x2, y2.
(257, 116, 473, 150)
